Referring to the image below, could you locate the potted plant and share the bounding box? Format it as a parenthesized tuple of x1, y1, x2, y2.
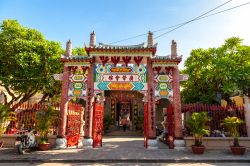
(35, 106, 58, 150)
(221, 116, 245, 155)
(0, 104, 15, 148)
(103, 115, 113, 133)
(136, 116, 144, 132)
(186, 112, 210, 154)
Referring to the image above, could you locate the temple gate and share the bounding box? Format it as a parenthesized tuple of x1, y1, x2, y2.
(56, 31, 183, 149)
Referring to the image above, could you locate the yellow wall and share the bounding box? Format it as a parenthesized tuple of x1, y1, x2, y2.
(221, 96, 249, 106)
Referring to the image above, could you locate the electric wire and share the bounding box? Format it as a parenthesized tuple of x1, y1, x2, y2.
(154, 1, 250, 39)
(109, 0, 250, 43)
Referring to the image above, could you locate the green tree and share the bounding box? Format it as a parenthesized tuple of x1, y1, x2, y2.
(182, 37, 250, 104)
(0, 20, 63, 107)
(72, 47, 87, 55)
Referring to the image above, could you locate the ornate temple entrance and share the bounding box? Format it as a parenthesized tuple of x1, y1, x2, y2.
(56, 31, 183, 149)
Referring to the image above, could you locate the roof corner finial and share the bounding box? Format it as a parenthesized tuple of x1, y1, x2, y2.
(66, 39, 72, 57)
(171, 40, 177, 58)
(147, 31, 153, 47)
(90, 31, 96, 47)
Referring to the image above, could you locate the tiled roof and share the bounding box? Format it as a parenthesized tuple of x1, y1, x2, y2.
(86, 42, 157, 49)
(153, 55, 182, 60)
(61, 55, 91, 61)
(98, 42, 146, 49)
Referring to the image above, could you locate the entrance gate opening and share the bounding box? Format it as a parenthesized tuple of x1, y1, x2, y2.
(103, 91, 144, 132)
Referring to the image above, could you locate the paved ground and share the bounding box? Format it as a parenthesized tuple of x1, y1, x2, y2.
(0, 163, 249, 166)
(0, 136, 249, 165)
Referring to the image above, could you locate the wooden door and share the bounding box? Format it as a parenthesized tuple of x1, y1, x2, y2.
(92, 103, 104, 148)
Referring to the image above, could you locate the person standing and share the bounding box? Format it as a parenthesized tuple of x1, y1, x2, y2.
(121, 116, 128, 132)
(161, 114, 168, 143)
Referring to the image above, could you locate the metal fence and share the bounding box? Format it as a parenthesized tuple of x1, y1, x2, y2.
(4, 103, 60, 135)
(182, 103, 247, 137)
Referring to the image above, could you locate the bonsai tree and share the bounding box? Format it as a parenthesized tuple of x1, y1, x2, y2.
(221, 116, 244, 147)
(186, 112, 210, 146)
(35, 106, 59, 144)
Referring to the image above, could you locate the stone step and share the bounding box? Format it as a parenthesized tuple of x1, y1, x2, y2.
(104, 130, 143, 136)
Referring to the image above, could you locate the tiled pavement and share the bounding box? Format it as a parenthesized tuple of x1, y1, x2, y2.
(0, 136, 249, 163)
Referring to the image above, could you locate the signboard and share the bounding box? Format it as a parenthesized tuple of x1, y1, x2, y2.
(94, 64, 148, 91)
(68, 74, 87, 97)
(154, 74, 173, 100)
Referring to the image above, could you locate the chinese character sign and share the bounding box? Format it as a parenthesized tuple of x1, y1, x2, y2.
(94, 64, 148, 91)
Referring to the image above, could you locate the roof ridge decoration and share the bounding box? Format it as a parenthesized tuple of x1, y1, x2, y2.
(98, 42, 146, 48)
(85, 42, 157, 49)
(153, 55, 182, 60)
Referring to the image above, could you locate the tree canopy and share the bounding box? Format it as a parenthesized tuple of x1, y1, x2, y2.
(72, 47, 87, 56)
(181, 37, 250, 104)
(0, 20, 63, 107)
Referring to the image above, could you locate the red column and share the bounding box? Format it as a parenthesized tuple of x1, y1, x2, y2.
(143, 101, 148, 148)
(58, 66, 70, 137)
(173, 66, 183, 139)
(84, 62, 94, 138)
(167, 103, 174, 149)
(92, 100, 104, 148)
(147, 58, 156, 138)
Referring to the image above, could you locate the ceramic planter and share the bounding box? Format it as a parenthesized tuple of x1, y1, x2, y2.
(230, 146, 246, 155)
(191, 145, 205, 154)
(38, 143, 51, 151)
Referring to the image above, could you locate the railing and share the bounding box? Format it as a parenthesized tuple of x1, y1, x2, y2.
(182, 103, 247, 137)
(4, 103, 60, 135)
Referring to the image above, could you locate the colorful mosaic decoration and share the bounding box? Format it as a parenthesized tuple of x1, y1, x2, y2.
(68, 74, 87, 97)
(94, 64, 148, 91)
(133, 104, 138, 125)
(154, 74, 173, 100)
(111, 99, 115, 120)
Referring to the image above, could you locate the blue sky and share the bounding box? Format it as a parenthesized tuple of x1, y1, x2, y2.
(0, 0, 249, 69)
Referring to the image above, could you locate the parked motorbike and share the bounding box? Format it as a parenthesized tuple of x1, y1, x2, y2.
(15, 129, 37, 154)
(210, 130, 226, 137)
(156, 126, 163, 136)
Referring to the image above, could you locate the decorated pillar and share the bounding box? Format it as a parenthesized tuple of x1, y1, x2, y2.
(83, 59, 95, 148)
(84, 63, 94, 137)
(147, 58, 156, 138)
(143, 97, 148, 148)
(147, 58, 157, 149)
(173, 66, 183, 139)
(56, 65, 69, 149)
(170, 40, 185, 149)
(58, 66, 70, 137)
(58, 40, 72, 142)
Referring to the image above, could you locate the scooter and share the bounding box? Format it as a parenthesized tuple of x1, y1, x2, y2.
(15, 129, 37, 154)
(156, 126, 163, 136)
